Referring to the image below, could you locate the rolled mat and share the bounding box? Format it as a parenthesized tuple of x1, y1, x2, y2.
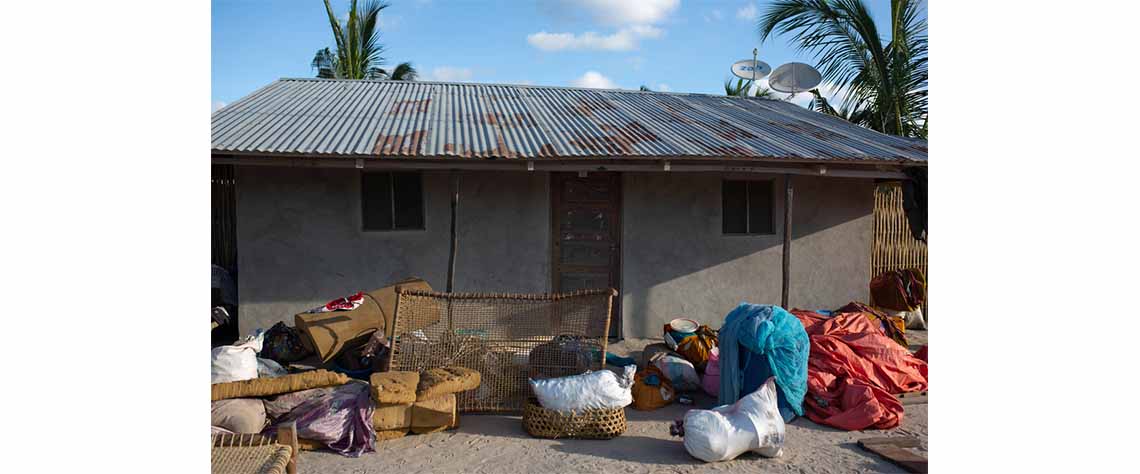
(212, 370, 349, 401)
(376, 429, 408, 442)
(411, 393, 457, 434)
(416, 367, 481, 401)
(372, 403, 413, 431)
(371, 371, 419, 404)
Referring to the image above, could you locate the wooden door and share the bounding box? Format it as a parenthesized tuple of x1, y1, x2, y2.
(551, 172, 622, 338)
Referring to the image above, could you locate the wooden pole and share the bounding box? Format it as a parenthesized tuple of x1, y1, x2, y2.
(278, 422, 299, 474)
(447, 171, 460, 293)
(781, 174, 793, 308)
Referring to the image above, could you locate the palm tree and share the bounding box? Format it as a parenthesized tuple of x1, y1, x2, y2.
(312, 0, 417, 80)
(723, 78, 773, 98)
(759, 0, 927, 138)
(808, 89, 871, 125)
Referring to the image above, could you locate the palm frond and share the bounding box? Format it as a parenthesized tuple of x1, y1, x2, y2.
(759, 0, 926, 138)
(389, 62, 417, 81)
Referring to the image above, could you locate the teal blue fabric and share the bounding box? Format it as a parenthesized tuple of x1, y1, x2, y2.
(718, 303, 810, 418)
(605, 352, 637, 367)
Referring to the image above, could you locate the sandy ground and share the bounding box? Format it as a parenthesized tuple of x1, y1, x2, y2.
(302, 331, 928, 474)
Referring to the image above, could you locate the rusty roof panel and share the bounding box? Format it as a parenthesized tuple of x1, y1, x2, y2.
(212, 78, 926, 163)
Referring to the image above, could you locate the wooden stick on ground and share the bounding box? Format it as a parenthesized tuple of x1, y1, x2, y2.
(858, 437, 927, 473)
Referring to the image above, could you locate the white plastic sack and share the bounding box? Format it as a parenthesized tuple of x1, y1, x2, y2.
(211, 330, 264, 384)
(882, 307, 927, 330)
(905, 307, 927, 330)
(530, 365, 636, 412)
(682, 377, 785, 463)
(653, 353, 701, 392)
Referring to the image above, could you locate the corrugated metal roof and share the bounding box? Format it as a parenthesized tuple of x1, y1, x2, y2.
(211, 78, 927, 163)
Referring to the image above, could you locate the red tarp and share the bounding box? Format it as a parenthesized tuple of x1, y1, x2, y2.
(792, 309, 928, 431)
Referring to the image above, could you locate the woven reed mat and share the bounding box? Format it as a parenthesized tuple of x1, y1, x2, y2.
(211, 434, 292, 474)
(389, 289, 614, 413)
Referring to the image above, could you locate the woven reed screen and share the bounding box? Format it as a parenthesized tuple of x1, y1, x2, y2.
(388, 289, 615, 413)
(871, 182, 928, 279)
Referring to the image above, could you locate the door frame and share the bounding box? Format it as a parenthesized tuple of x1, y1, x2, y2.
(550, 172, 623, 339)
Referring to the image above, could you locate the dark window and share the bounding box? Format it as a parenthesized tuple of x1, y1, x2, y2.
(362, 172, 424, 231)
(722, 180, 774, 234)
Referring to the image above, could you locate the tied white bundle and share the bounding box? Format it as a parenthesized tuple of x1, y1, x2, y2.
(682, 376, 785, 463)
(211, 330, 265, 383)
(530, 365, 637, 412)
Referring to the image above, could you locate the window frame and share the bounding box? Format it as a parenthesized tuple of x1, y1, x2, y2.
(361, 171, 426, 232)
(721, 178, 777, 236)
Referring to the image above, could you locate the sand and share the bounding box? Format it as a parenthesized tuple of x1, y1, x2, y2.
(302, 331, 928, 473)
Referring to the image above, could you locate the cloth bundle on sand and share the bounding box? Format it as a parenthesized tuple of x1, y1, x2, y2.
(212, 370, 349, 401)
(791, 309, 928, 431)
(212, 398, 268, 434)
(262, 381, 375, 457)
(870, 269, 926, 312)
(718, 303, 810, 422)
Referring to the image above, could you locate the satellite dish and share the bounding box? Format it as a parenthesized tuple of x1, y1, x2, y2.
(730, 59, 771, 81)
(768, 62, 822, 94)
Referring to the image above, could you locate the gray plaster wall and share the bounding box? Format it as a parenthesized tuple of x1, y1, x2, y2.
(233, 167, 550, 335)
(619, 173, 873, 337)
(233, 167, 872, 339)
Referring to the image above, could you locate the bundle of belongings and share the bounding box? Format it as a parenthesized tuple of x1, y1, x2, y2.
(630, 318, 721, 411)
(211, 277, 477, 457)
(717, 304, 810, 423)
(529, 365, 635, 412)
(211, 369, 374, 456)
(292, 277, 435, 370)
(870, 268, 927, 330)
(210, 366, 481, 457)
(671, 377, 785, 463)
(791, 305, 928, 431)
(370, 367, 481, 439)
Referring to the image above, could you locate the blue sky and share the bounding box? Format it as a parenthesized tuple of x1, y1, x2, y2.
(212, 0, 923, 110)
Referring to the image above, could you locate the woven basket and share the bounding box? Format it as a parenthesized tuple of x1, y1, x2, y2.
(522, 398, 627, 439)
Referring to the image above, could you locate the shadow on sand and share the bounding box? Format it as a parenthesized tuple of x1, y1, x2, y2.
(549, 435, 702, 466)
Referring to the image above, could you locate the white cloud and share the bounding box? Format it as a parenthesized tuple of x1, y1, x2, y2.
(528, 26, 662, 52)
(552, 0, 680, 27)
(426, 66, 474, 82)
(212, 100, 226, 112)
(570, 71, 618, 89)
(656, 83, 671, 92)
(705, 9, 724, 22)
(378, 15, 401, 30)
(753, 77, 851, 109)
(737, 3, 758, 22)
(529, 0, 676, 53)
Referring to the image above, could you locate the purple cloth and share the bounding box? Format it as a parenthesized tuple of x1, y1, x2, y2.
(263, 381, 375, 457)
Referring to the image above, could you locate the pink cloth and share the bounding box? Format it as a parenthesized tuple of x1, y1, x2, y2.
(305, 292, 366, 313)
(701, 347, 721, 397)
